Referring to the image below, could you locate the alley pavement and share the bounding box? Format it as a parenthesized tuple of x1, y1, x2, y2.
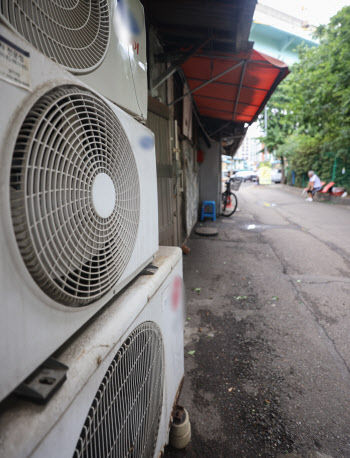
(165, 183, 350, 458)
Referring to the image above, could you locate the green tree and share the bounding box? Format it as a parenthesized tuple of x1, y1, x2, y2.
(260, 6, 350, 188)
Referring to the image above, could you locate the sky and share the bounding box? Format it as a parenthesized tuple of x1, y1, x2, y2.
(258, 0, 350, 26)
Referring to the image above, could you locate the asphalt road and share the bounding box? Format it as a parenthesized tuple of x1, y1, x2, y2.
(165, 184, 350, 458)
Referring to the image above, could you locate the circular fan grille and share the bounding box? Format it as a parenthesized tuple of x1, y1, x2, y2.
(74, 322, 164, 458)
(0, 0, 110, 73)
(10, 85, 140, 306)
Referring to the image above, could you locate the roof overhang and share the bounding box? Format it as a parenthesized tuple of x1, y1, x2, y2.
(141, 1, 289, 153)
(180, 49, 289, 130)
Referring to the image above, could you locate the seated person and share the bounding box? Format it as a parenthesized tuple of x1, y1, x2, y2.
(304, 170, 322, 201)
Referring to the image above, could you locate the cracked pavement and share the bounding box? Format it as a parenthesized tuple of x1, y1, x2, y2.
(165, 184, 350, 458)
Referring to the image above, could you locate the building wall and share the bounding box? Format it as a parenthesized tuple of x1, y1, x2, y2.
(181, 139, 199, 239)
(147, 27, 200, 245)
(148, 26, 167, 103)
(234, 133, 261, 169)
(147, 102, 174, 246)
(199, 139, 221, 214)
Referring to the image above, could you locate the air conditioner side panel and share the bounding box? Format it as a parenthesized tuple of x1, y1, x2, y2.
(110, 103, 158, 284)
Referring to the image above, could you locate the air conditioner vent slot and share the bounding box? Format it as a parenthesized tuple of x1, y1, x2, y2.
(0, 0, 110, 73)
(10, 85, 140, 306)
(74, 322, 164, 458)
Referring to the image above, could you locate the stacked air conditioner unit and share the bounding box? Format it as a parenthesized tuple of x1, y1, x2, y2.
(0, 247, 184, 458)
(0, 0, 148, 118)
(0, 1, 185, 455)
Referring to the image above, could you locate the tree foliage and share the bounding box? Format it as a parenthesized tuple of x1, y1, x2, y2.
(259, 6, 350, 187)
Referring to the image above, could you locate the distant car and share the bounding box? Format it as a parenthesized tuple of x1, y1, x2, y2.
(271, 169, 282, 183)
(232, 170, 258, 182)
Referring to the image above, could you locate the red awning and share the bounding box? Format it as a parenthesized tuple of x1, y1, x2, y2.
(181, 49, 289, 124)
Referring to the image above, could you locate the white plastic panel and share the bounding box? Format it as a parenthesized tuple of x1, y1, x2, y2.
(79, 0, 148, 119)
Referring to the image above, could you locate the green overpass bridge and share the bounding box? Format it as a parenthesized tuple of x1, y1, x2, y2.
(249, 5, 318, 66)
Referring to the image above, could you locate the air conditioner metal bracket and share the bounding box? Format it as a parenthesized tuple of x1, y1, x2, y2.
(14, 357, 68, 404)
(140, 263, 158, 275)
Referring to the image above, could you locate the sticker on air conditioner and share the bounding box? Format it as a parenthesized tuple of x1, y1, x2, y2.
(0, 35, 31, 91)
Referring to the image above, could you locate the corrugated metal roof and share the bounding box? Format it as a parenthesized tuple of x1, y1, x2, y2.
(141, 0, 257, 54)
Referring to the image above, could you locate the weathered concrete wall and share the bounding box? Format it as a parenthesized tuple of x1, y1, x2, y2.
(199, 139, 221, 214)
(147, 27, 206, 242)
(148, 27, 167, 103)
(181, 139, 199, 239)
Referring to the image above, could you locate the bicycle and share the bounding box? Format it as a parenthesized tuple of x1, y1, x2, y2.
(221, 178, 240, 216)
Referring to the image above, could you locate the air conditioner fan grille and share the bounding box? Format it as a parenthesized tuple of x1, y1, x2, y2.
(10, 85, 140, 306)
(74, 322, 164, 458)
(0, 0, 110, 73)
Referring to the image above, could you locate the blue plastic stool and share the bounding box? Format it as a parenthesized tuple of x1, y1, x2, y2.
(200, 201, 216, 221)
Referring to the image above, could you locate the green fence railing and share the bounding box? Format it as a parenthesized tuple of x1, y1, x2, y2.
(286, 153, 350, 190)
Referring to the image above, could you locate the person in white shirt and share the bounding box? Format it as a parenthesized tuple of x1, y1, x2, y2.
(304, 170, 322, 201)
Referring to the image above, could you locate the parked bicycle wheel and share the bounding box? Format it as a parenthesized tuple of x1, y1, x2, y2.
(221, 191, 237, 216)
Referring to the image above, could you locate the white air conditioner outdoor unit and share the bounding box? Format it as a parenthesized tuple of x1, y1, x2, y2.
(0, 25, 158, 402)
(0, 0, 147, 118)
(0, 247, 184, 458)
